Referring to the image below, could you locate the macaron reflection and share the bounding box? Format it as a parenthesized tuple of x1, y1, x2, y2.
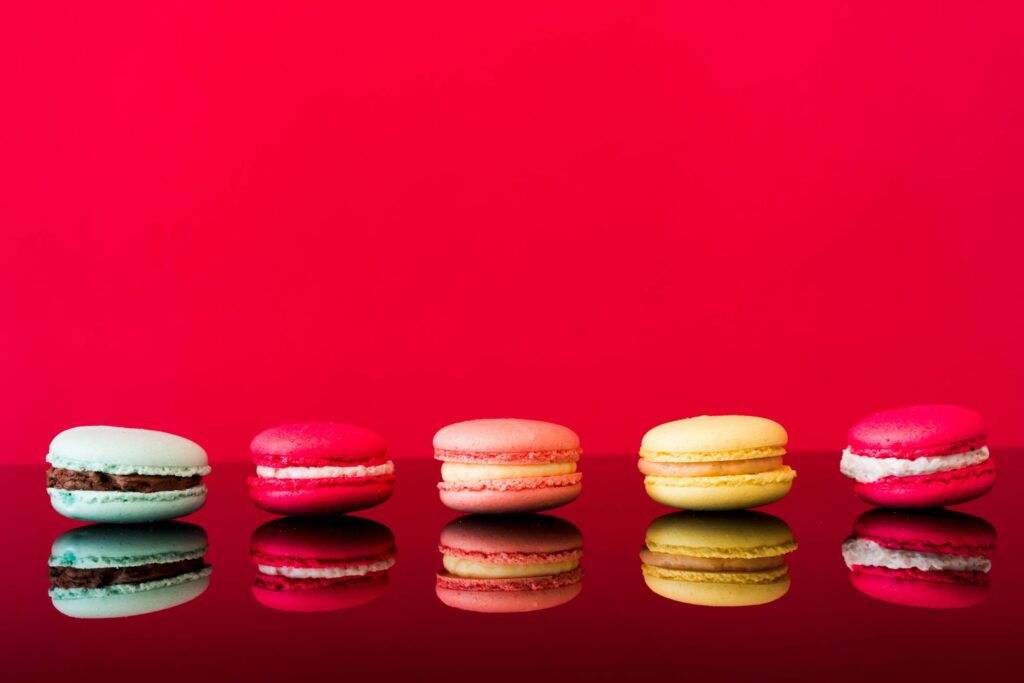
(842, 508, 995, 608)
(250, 516, 395, 612)
(48, 522, 211, 619)
(436, 514, 583, 613)
(641, 511, 796, 606)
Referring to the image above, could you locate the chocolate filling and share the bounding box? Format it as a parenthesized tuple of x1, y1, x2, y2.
(49, 558, 207, 589)
(46, 468, 201, 493)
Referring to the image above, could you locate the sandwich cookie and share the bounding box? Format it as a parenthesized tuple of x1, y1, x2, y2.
(48, 522, 211, 618)
(639, 416, 795, 510)
(46, 426, 210, 523)
(435, 419, 582, 513)
(248, 422, 395, 515)
(436, 514, 584, 612)
(641, 511, 797, 606)
(250, 516, 396, 612)
(842, 508, 995, 608)
(840, 404, 995, 508)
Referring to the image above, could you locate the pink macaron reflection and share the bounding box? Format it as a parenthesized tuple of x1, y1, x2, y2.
(842, 508, 995, 608)
(250, 516, 396, 612)
(436, 514, 584, 613)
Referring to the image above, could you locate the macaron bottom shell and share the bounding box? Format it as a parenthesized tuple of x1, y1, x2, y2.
(852, 461, 996, 508)
(47, 488, 207, 523)
(247, 478, 393, 516)
(438, 482, 581, 514)
(51, 574, 210, 619)
(436, 579, 582, 613)
(643, 470, 794, 510)
(252, 574, 389, 612)
(849, 568, 989, 609)
(643, 572, 790, 607)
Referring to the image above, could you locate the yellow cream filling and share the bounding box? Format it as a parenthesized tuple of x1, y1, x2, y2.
(443, 554, 579, 578)
(644, 466, 796, 487)
(440, 461, 576, 482)
(638, 446, 785, 463)
(641, 563, 789, 584)
(645, 540, 797, 560)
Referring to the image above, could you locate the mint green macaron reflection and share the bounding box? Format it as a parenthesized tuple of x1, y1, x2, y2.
(48, 523, 211, 618)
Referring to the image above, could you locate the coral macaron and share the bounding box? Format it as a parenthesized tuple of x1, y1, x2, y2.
(434, 419, 582, 513)
(840, 404, 994, 508)
(248, 423, 395, 516)
(639, 416, 796, 510)
(436, 514, 584, 613)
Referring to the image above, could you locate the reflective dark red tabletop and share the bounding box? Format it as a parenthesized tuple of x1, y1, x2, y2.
(6, 454, 1021, 681)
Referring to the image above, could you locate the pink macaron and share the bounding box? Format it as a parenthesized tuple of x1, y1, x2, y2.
(842, 508, 995, 608)
(840, 404, 995, 508)
(248, 422, 395, 516)
(436, 514, 583, 613)
(250, 516, 396, 612)
(434, 419, 582, 513)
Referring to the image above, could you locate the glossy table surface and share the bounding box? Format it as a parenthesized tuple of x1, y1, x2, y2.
(6, 453, 1021, 681)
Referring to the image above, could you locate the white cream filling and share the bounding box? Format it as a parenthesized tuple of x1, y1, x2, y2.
(842, 538, 990, 573)
(840, 446, 989, 483)
(257, 556, 395, 579)
(256, 461, 394, 479)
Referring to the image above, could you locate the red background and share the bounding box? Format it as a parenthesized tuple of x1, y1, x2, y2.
(3, 2, 1023, 464)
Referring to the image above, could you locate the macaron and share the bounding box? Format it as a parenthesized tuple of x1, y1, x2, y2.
(842, 508, 995, 608)
(250, 516, 396, 612)
(638, 416, 795, 510)
(436, 514, 584, 612)
(641, 511, 797, 606)
(45, 426, 211, 523)
(48, 522, 211, 618)
(434, 419, 582, 513)
(840, 404, 995, 508)
(248, 422, 395, 516)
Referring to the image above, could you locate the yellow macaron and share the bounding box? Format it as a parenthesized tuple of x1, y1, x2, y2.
(641, 511, 797, 606)
(638, 415, 796, 509)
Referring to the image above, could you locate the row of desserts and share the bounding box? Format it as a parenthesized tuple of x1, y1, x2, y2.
(43, 404, 995, 522)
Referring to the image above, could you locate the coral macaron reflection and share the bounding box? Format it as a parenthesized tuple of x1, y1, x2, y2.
(641, 511, 796, 606)
(842, 508, 995, 608)
(249, 516, 396, 612)
(436, 514, 583, 613)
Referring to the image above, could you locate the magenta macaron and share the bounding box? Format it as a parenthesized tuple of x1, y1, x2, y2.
(434, 419, 582, 513)
(842, 508, 995, 608)
(247, 423, 395, 516)
(840, 404, 995, 508)
(250, 516, 396, 612)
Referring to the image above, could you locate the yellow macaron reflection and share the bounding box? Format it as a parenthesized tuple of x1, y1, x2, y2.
(639, 415, 796, 509)
(641, 511, 796, 607)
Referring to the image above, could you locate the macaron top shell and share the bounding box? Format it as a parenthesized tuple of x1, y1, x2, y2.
(250, 423, 387, 463)
(851, 509, 996, 554)
(49, 522, 208, 568)
(440, 514, 583, 555)
(433, 419, 580, 454)
(848, 404, 986, 452)
(250, 517, 395, 563)
(645, 511, 795, 557)
(48, 426, 208, 471)
(641, 416, 788, 455)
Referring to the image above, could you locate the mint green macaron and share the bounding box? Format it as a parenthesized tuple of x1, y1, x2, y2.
(48, 522, 212, 618)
